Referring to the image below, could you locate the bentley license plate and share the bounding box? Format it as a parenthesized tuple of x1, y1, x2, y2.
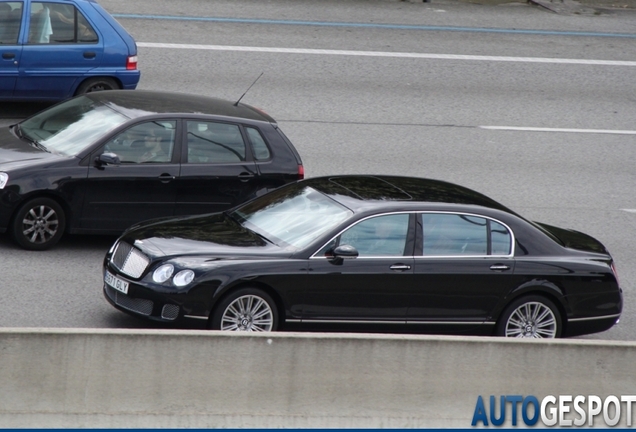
(105, 270, 129, 294)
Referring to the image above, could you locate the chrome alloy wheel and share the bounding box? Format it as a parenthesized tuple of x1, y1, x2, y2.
(220, 295, 274, 332)
(504, 301, 558, 338)
(21, 204, 60, 245)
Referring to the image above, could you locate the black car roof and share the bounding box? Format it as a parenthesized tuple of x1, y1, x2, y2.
(306, 175, 516, 214)
(85, 90, 276, 123)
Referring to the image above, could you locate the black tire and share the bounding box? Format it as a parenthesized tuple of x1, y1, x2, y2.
(210, 288, 278, 332)
(75, 77, 119, 95)
(11, 198, 66, 251)
(496, 295, 562, 338)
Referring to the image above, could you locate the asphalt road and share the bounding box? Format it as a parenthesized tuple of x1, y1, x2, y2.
(0, 0, 634, 339)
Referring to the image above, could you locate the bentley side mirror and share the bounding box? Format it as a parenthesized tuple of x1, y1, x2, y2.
(327, 244, 359, 264)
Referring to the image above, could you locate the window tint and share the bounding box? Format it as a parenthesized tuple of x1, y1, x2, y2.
(0, 2, 22, 44)
(76, 10, 97, 42)
(186, 121, 246, 163)
(336, 214, 410, 257)
(422, 214, 487, 256)
(246, 127, 271, 160)
(421, 213, 512, 256)
(28, 2, 97, 44)
(103, 121, 176, 164)
(491, 220, 512, 255)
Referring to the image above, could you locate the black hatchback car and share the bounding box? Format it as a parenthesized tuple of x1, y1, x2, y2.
(0, 90, 304, 250)
(103, 175, 622, 338)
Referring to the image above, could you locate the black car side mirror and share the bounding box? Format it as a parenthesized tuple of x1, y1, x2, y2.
(95, 152, 121, 167)
(327, 244, 359, 264)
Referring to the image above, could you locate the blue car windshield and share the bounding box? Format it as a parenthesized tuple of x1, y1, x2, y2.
(19, 96, 129, 156)
(232, 185, 353, 249)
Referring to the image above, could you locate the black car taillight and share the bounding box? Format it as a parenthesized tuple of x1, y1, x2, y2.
(611, 261, 620, 286)
(298, 164, 305, 180)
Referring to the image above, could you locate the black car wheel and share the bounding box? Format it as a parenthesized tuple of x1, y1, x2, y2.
(496, 295, 562, 338)
(210, 288, 278, 332)
(75, 77, 119, 95)
(11, 198, 66, 251)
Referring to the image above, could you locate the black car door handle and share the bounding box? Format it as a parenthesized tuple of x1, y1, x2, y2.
(238, 172, 255, 181)
(158, 173, 175, 183)
(83, 51, 96, 59)
(2, 52, 15, 60)
(490, 264, 510, 272)
(390, 264, 411, 271)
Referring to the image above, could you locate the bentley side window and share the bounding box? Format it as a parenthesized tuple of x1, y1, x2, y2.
(491, 220, 512, 255)
(329, 214, 410, 257)
(422, 213, 488, 256)
(421, 213, 512, 256)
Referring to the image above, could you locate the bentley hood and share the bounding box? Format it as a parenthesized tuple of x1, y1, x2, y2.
(121, 212, 291, 259)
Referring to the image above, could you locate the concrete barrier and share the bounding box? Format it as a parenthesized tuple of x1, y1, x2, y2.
(0, 328, 635, 428)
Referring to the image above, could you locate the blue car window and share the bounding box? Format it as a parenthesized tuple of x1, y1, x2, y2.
(76, 8, 97, 42)
(0, 2, 22, 44)
(28, 2, 98, 44)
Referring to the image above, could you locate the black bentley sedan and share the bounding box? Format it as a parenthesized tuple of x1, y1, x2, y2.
(103, 175, 622, 338)
(0, 90, 304, 250)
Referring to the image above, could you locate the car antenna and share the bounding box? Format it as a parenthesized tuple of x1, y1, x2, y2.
(234, 72, 264, 106)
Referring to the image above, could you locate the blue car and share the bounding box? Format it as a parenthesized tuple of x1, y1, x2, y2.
(0, 0, 140, 101)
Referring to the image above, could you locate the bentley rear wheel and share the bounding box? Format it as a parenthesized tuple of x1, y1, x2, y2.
(497, 295, 561, 338)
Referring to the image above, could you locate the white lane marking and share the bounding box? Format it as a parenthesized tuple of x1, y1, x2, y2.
(621, 209, 636, 213)
(479, 126, 636, 135)
(137, 43, 636, 67)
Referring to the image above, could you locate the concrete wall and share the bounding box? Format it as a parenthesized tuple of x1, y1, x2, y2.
(0, 328, 634, 428)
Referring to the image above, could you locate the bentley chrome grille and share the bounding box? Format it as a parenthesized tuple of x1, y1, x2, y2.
(112, 241, 150, 278)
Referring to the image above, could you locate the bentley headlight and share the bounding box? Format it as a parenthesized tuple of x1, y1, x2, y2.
(173, 269, 195, 287)
(0, 173, 8, 189)
(153, 264, 174, 283)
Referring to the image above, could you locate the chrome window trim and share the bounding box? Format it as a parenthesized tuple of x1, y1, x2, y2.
(310, 210, 515, 259)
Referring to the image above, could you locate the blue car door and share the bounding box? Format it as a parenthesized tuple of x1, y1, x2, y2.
(14, 0, 103, 100)
(0, 1, 23, 98)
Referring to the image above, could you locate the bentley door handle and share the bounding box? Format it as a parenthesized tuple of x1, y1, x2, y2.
(390, 264, 411, 271)
(489, 264, 510, 272)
